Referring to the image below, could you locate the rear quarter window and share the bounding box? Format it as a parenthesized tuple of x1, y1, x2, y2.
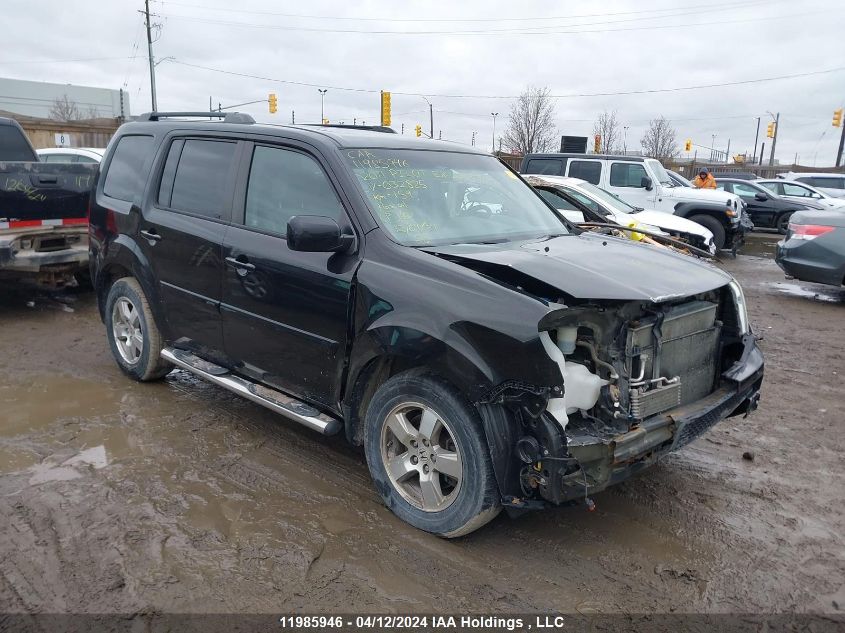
(524, 158, 564, 176)
(103, 135, 155, 203)
(0, 124, 37, 162)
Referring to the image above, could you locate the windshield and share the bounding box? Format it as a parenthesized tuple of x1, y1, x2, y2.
(646, 159, 673, 186)
(572, 182, 637, 214)
(343, 149, 567, 246)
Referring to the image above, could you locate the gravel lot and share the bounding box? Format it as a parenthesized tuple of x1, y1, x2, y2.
(0, 233, 843, 616)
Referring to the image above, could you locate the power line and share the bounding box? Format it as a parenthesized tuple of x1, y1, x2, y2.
(0, 56, 135, 65)
(158, 4, 813, 36)
(170, 60, 845, 100)
(149, 0, 780, 23)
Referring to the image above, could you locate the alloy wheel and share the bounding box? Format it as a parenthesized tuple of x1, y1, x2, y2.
(112, 297, 144, 365)
(380, 401, 463, 512)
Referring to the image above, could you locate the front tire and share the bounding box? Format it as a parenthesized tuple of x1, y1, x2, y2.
(690, 214, 726, 251)
(364, 372, 501, 537)
(105, 277, 172, 381)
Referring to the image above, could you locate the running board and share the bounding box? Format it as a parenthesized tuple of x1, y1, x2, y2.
(161, 347, 343, 436)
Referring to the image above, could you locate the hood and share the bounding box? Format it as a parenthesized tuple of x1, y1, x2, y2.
(627, 209, 714, 241)
(665, 185, 737, 205)
(424, 233, 731, 302)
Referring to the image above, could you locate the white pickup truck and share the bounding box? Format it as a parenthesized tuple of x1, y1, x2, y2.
(520, 153, 751, 251)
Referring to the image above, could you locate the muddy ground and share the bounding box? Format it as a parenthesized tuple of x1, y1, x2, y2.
(0, 232, 843, 616)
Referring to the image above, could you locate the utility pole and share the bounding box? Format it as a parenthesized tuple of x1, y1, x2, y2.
(144, 0, 157, 111)
(623, 126, 629, 154)
(769, 112, 780, 166)
(837, 120, 845, 167)
(491, 112, 499, 153)
(291, 110, 295, 124)
(752, 117, 760, 165)
(725, 139, 731, 163)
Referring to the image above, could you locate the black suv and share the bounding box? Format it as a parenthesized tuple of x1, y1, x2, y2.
(90, 113, 764, 536)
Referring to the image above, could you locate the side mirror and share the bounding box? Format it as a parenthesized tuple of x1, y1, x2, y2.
(641, 176, 653, 191)
(754, 192, 768, 201)
(287, 215, 354, 253)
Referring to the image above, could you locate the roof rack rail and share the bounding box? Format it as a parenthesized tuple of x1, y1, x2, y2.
(302, 123, 396, 134)
(136, 111, 256, 124)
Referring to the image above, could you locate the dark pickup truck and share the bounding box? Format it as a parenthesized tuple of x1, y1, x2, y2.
(0, 117, 95, 287)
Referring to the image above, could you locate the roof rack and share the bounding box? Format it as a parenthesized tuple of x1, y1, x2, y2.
(302, 123, 396, 134)
(136, 112, 255, 124)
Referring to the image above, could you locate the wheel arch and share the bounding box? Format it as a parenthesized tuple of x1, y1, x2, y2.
(95, 235, 163, 331)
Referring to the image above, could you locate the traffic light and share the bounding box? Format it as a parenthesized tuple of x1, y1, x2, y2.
(268, 93, 277, 114)
(834, 108, 844, 128)
(380, 91, 391, 126)
(415, 124, 422, 137)
(766, 121, 776, 138)
(322, 118, 330, 124)
(594, 134, 601, 153)
(684, 139, 692, 152)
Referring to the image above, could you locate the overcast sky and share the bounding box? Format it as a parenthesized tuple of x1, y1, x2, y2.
(3, 0, 844, 165)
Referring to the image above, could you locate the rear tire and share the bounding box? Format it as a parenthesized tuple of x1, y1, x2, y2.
(690, 215, 726, 251)
(363, 372, 501, 537)
(776, 212, 793, 235)
(105, 277, 172, 382)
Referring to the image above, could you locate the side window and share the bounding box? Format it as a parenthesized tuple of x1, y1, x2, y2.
(244, 145, 345, 236)
(782, 183, 811, 197)
(157, 139, 185, 207)
(537, 188, 579, 211)
(758, 182, 779, 194)
(76, 155, 99, 164)
(732, 183, 759, 198)
(609, 163, 648, 188)
(524, 158, 563, 176)
(169, 139, 237, 218)
(43, 153, 74, 163)
(568, 160, 601, 185)
(103, 135, 155, 203)
(568, 190, 602, 214)
(829, 178, 845, 190)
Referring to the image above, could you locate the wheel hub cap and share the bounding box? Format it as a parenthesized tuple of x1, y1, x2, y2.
(112, 297, 143, 365)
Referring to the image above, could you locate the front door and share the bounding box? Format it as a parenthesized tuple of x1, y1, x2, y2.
(724, 181, 775, 227)
(605, 161, 652, 209)
(221, 142, 358, 409)
(139, 136, 241, 354)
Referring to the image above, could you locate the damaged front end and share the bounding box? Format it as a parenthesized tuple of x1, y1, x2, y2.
(488, 281, 763, 511)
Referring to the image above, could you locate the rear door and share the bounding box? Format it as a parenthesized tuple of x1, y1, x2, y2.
(138, 135, 242, 355)
(221, 140, 358, 409)
(565, 159, 602, 186)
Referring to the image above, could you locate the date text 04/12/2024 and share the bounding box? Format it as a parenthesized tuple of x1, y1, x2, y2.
(278, 615, 571, 630)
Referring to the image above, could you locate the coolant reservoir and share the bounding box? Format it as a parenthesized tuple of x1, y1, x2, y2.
(562, 360, 608, 415)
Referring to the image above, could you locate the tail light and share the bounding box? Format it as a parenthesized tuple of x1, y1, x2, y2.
(789, 223, 835, 241)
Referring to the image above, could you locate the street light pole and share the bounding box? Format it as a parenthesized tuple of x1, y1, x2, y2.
(710, 133, 716, 161)
(623, 126, 629, 154)
(318, 89, 327, 123)
(491, 112, 499, 153)
(768, 111, 780, 166)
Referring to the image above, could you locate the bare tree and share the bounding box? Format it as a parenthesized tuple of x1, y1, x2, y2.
(84, 105, 101, 119)
(592, 110, 621, 154)
(503, 86, 557, 155)
(49, 94, 81, 121)
(640, 116, 679, 160)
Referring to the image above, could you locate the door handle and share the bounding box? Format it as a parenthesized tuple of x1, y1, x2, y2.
(225, 256, 256, 271)
(140, 229, 162, 242)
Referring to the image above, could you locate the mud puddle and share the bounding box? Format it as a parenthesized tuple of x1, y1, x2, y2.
(761, 281, 845, 304)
